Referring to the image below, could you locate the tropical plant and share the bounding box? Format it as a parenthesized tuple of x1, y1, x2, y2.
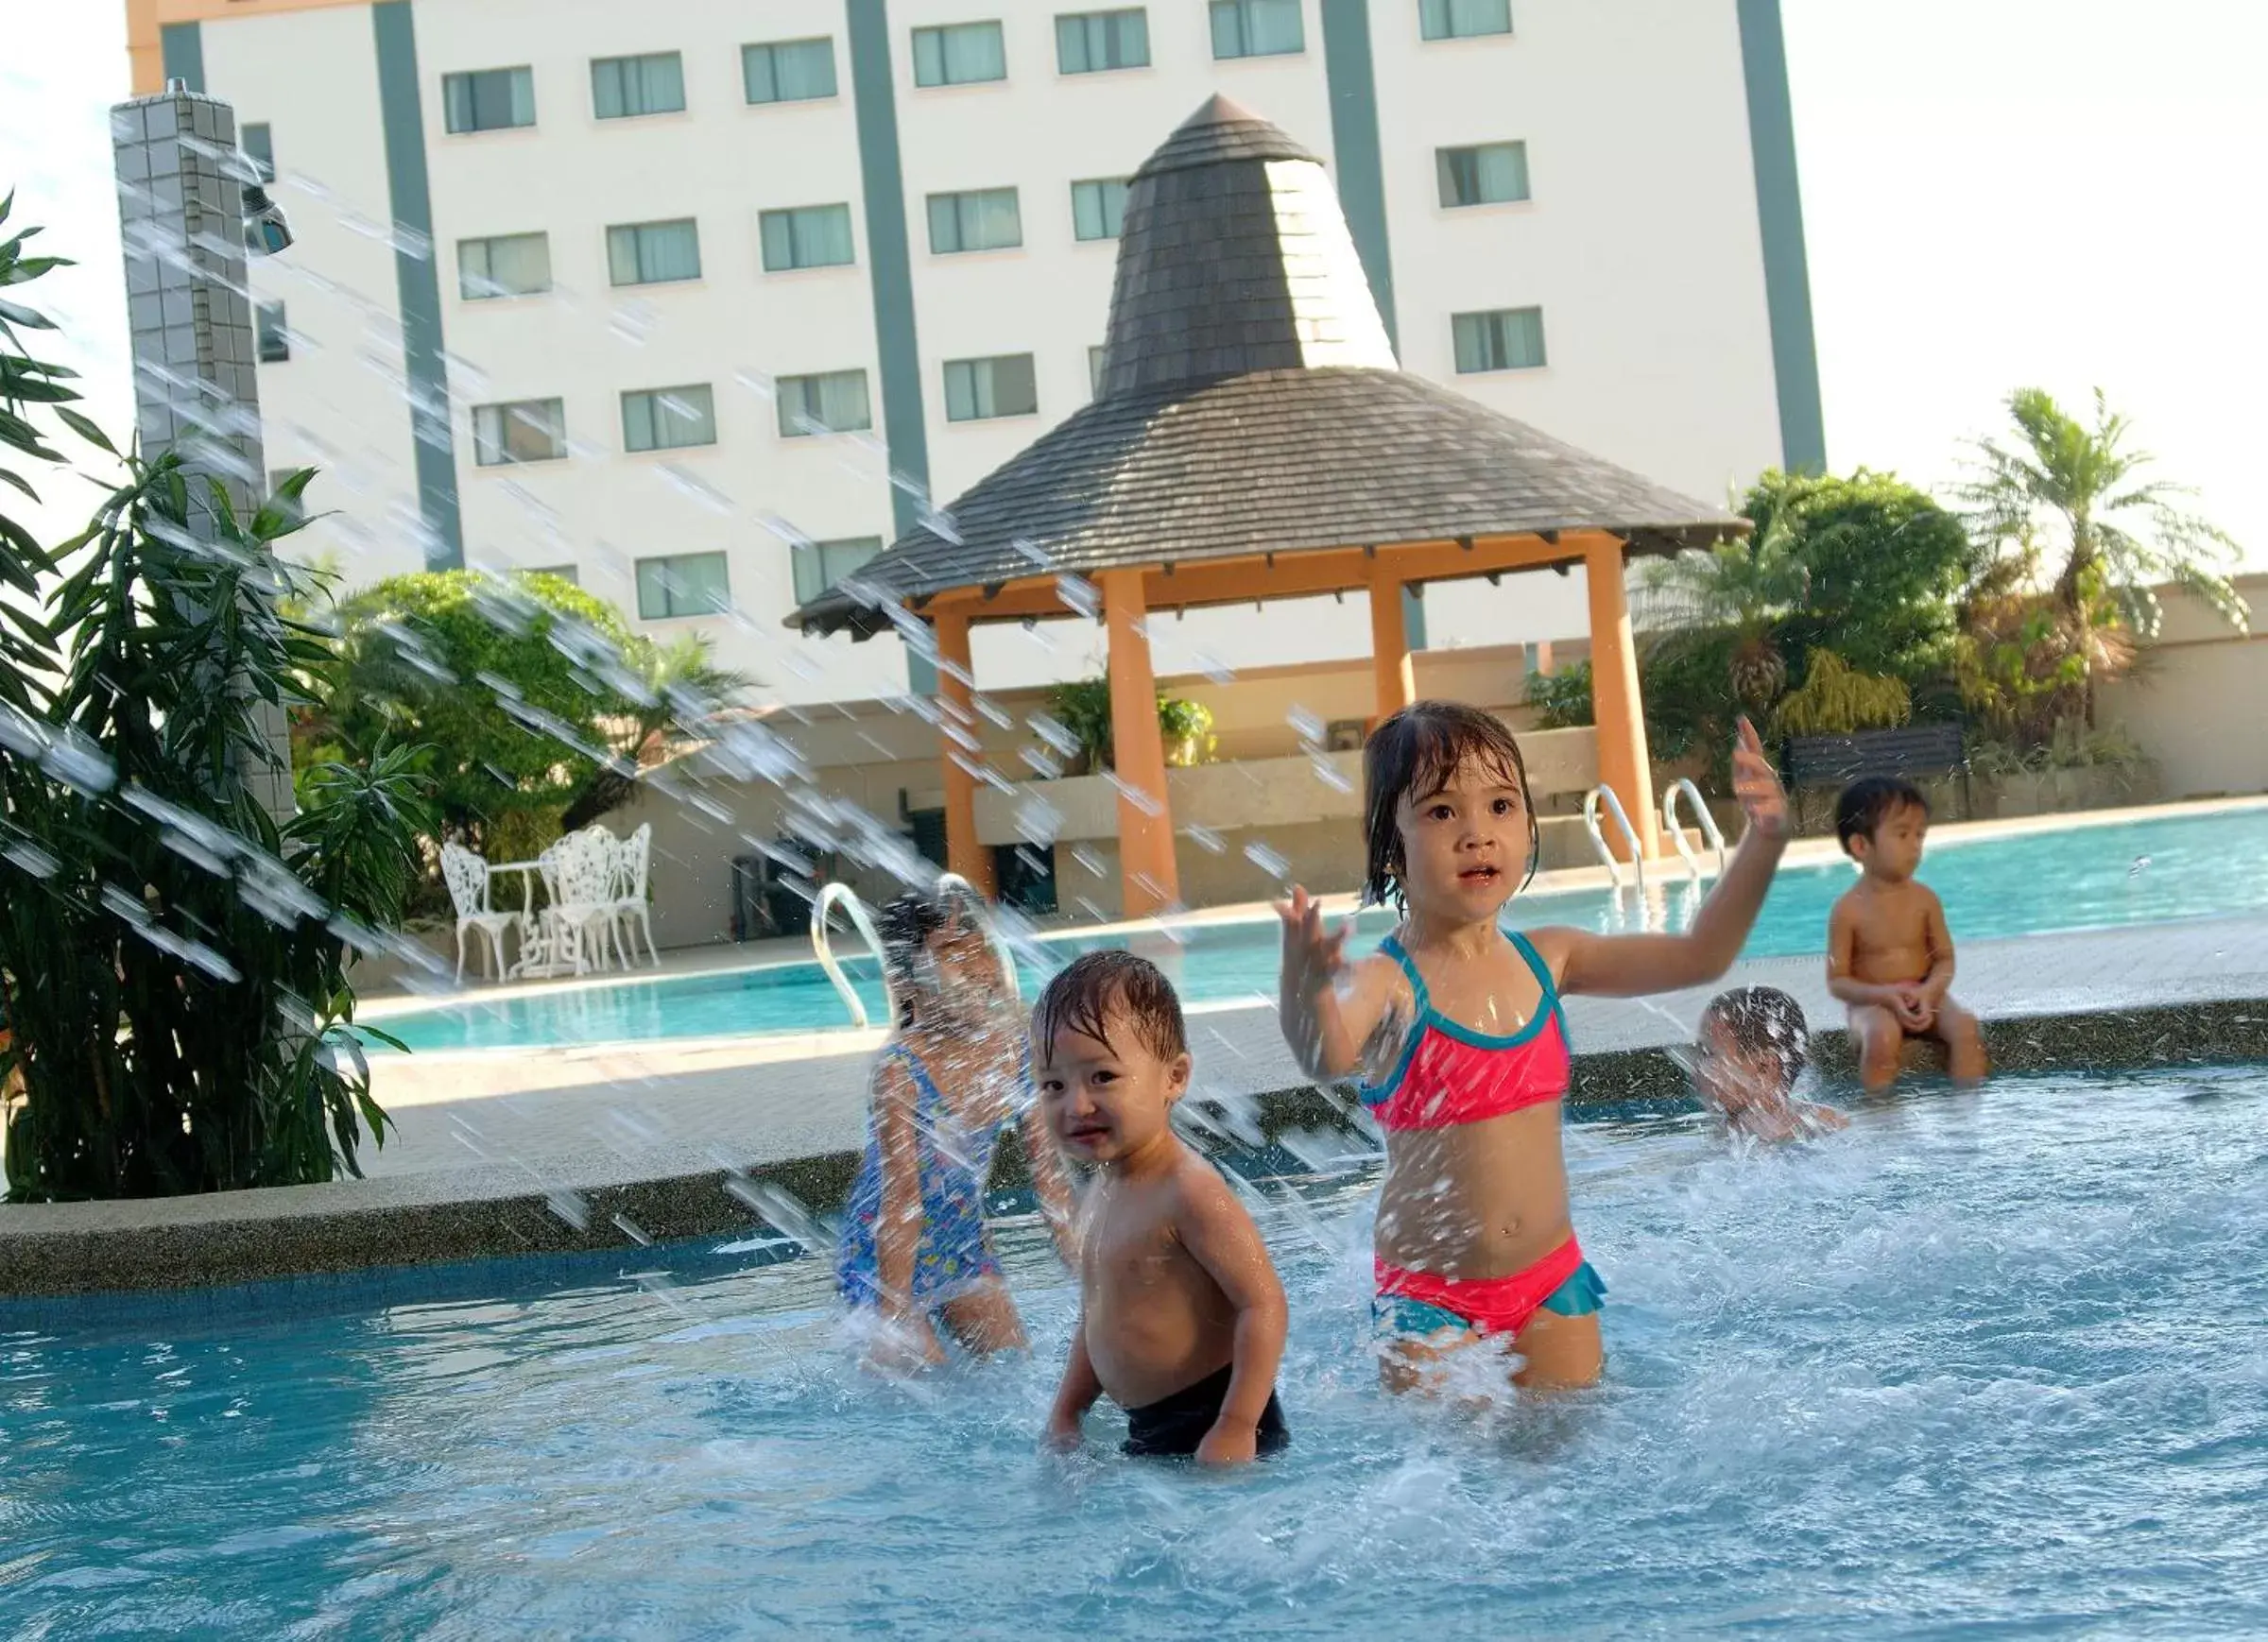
(1525, 661, 1594, 729)
(1, 191, 97, 703)
(1043, 676, 1214, 774)
(1952, 387, 2248, 723)
(1772, 650, 1911, 739)
(296, 569, 732, 853)
(1157, 694, 1215, 767)
(0, 451, 434, 1201)
(1635, 514, 1811, 713)
(559, 632, 750, 831)
(1742, 468, 1977, 690)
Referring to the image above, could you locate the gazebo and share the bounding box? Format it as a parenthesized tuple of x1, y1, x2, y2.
(789, 96, 1745, 917)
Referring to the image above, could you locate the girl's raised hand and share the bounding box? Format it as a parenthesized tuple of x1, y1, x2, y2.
(1731, 717, 1790, 839)
(1273, 884, 1349, 1002)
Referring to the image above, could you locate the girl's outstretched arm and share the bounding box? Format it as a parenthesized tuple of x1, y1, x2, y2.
(1274, 886, 1399, 1079)
(870, 1054, 945, 1364)
(1553, 719, 1791, 999)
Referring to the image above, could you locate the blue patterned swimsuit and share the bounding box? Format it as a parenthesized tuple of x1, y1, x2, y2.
(836, 1042, 1020, 1308)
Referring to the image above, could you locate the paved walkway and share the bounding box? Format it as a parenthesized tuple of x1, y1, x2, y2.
(354, 913, 2268, 1185)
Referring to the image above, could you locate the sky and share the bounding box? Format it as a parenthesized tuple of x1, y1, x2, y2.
(3, 0, 2264, 568)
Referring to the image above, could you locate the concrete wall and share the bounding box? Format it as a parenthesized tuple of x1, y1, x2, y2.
(622, 638, 1596, 945)
(2100, 573, 2268, 800)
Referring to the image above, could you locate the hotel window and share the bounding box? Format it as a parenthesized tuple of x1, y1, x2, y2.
(1057, 9, 1149, 73)
(760, 205, 856, 271)
(472, 398, 567, 466)
(592, 52, 685, 119)
(744, 38, 838, 104)
(1436, 141, 1530, 207)
(1211, 0, 1303, 59)
(240, 121, 275, 183)
(913, 22, 1007, 87)
(944, 353, 1039, 422)
(792, 536, 884, 604)
(442, 67, 535, 133)
(1071, 179, 1128, 242)
(635, 551, 730, 620)
(457, 232, 552, 299)
(1452, 306, 1546, 372)
(255, 301, 289, 363)
(606, 218, 701, 285)
(927, 188, 1022, 254)
(776, 370, 872, 436)
(622, 384, 717, 453)
(1420, 0, 1512, 41)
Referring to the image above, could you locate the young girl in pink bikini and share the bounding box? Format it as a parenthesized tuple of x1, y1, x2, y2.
(1278, 701, 1790, 1391)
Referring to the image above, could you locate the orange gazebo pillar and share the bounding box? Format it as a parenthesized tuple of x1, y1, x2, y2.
(931, 609, 997, 895)
(1581, 533, 1661, 860)
(1368, 562, 1418, 723)
(1102, 570, 1179, 916)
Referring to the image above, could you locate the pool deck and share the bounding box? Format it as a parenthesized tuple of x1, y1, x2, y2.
(6, 900, 2267, 1298)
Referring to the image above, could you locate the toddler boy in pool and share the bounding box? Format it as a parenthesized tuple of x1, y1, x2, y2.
(1036, 951, 1291, 1463)
(1826, 777, 1988, 1090)
(1692, 986, 1847, 1141)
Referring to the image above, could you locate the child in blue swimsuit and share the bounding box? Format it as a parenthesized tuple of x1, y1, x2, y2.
(837, 890, 1070, 1366)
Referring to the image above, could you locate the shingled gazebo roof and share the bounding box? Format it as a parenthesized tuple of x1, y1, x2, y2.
(789, 96, 1744, 640)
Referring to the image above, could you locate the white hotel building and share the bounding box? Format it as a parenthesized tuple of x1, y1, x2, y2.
(132, 0, 1821, 705)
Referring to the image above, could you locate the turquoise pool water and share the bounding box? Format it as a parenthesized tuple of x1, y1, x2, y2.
(4, 1066, 2263, 1637)
(375, 807, 2268, 1052)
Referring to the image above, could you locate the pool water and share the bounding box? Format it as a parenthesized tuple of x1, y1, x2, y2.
(5, 1065, 2264, 1637)
(376, 806, 2268, 1052)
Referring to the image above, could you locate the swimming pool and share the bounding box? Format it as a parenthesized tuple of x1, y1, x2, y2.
(5, 1064, 2262, 1636)
(374, 806, 2268, 1052)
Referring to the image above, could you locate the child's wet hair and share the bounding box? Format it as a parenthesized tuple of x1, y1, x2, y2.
(1834, 776, 1930, 853)
(1032, 949, 1189, 1065)
(877, 890, 950, 1024)
(1362, 700, 1539, 908)
(1699, 986, 1812, 1082)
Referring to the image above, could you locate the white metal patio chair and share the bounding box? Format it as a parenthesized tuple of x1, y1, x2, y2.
(611, 822, 658, 968)
(538, 827, 622, 977)
(440, 840, 518, 982)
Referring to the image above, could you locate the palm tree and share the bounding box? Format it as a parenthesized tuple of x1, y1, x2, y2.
(559, 633, 748, 830)
(1634, 510, 1810, 713)
(1954, 387, 2248, 723)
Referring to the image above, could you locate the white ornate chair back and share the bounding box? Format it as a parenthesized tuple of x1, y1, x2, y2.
(439, 841, 490, 918)
(621, 823, 652, 901)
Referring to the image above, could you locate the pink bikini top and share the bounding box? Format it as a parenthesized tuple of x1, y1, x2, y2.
(1355, 932, 1572, 1132)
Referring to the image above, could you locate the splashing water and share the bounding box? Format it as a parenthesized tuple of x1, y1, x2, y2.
(6, 1068, 2264, 1635)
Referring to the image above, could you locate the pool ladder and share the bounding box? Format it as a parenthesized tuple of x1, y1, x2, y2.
(810, 871, 1021, 1029)
(1660, 778, 1727, 886)
(1583, 784, 1648, 903)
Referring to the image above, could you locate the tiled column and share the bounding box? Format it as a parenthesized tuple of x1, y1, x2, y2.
(113, 81, 295, 826)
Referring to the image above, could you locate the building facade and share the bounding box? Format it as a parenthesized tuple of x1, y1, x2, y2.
(134, 0, 1819, 706)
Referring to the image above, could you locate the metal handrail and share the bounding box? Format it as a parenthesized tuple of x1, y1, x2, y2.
(1661, 778, 1728, 886)
(934, 869, 1022, 998)
(811, 881, 891, 1030)
(1582, 784, 1647, 900)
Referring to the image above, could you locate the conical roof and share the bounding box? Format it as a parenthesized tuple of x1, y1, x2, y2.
(790, 98, 1743, 639)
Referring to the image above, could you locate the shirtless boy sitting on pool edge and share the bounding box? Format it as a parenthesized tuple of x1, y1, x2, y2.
(1826, 777, 1988, 1090)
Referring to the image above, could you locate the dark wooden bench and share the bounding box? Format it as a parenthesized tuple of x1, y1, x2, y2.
(1781, 722, 1972, 831)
